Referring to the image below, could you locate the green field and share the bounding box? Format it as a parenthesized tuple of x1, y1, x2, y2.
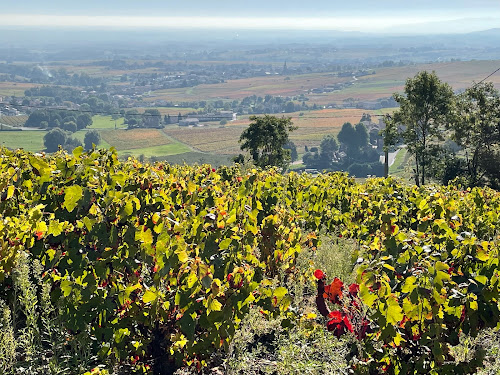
(72, 130, 112, 149)
(0, 130, 45, 152)
(89, 115, 126, 129)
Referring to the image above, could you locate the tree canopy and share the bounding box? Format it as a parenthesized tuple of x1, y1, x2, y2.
(391, 71, 454, 186)
(84, 130, 101, 150)
(239, 115, 297, 169)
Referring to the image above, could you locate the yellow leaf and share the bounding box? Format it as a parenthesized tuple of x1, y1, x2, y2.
(176, 250, 188, 263)
(383, 264, 395, 272)
(6, 186, 15, 200)
(208, 298, 222, 314)
(143, 289, 157, 303)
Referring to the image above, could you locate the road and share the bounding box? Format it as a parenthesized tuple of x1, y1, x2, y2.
(380, 148, 400, 167)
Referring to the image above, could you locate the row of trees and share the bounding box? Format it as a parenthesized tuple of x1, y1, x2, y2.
(43, 128, 101, 152)
(25, 110, 93, 132)
(303, 122, 383, 176)
(384, 71, 500, 189)
(236, 115, 383, 176)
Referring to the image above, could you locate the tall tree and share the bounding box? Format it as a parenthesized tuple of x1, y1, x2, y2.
(84, 130, 101, 150)
(319, 134, 338, 164)
(143, 109, 161, 128)
(239, 115, 297, 169)
(283, 141, 298, 162)
(391, 71, 454, 186)
(337, 122, 357, 154)
(43, 128, 67, 152)
(448, 82, 500, 188)
(354, 123, 369, 149)
(76, 113, 93, 130)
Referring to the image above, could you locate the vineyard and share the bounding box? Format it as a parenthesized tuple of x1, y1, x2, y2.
(0, 115, 28, 127)
(1, 147, 500, 374)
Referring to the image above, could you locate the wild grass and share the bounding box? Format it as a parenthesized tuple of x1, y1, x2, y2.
(0, 253, 101, 375)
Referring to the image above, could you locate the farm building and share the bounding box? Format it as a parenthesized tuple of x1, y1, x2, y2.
(179, 118, 200, 127)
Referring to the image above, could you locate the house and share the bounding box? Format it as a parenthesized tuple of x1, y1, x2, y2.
(187, 112, 237, 122)
(179, 118, 200, 127)
(1, 106, 20, 116)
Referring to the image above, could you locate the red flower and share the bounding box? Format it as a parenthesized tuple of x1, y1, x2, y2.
(35, 231, 44, 240)
(212, 168, 216, 172)
(324, 277, 343, 304)
(314, 269, 325, 280)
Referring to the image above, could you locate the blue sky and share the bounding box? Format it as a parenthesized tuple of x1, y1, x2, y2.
(2, 0, 500, 33)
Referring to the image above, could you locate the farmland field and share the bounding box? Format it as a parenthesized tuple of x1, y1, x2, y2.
(0, 82, 39, 97)
(133, 107, 201, 115)
(120, 142, 191, 157)
(71, 130, 111, 149)
(0, 130, 45, 152)
(163, 108, 381, 155)
(100, 128, 173, 150)
(89, 115, 126, 129)
(145, 60, 500, 106)
(146, 73, 352, 102)
(164, 125, 245, 154)
(0, 115, 28, 127)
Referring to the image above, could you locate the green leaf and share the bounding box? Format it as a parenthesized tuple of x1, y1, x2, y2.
(359, 283, 377, 308)
(60, 280, 73, 297)
(475, 275, 488, 285)
(136, 228, 153, 245)
(48, 220, 64, 237)
(143, 289, 157, 304)
(72, 146, 84, 157)
(114, 328, 130, 344)
(82, 216, 95, 232)
(402, 276, 417, 293)
(219, 238, 232, 250)
(476, 246, 489, 261)
(383, 264, 395, 272)
(63, 185, 83, 212)
(123, 200, 134, 216)
(186, 272, 197, 289)
(383, 295, 404, 325)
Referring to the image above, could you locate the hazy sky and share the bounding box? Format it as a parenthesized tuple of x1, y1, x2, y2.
(2, 0, 500, 33)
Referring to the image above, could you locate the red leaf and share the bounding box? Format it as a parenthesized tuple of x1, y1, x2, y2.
(324, 277, 344, 303)
(314, 269, 325, 280)
(348, 283, 359, 296)
(343, 315, 354, 333)
(327, 310, 342, 323)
